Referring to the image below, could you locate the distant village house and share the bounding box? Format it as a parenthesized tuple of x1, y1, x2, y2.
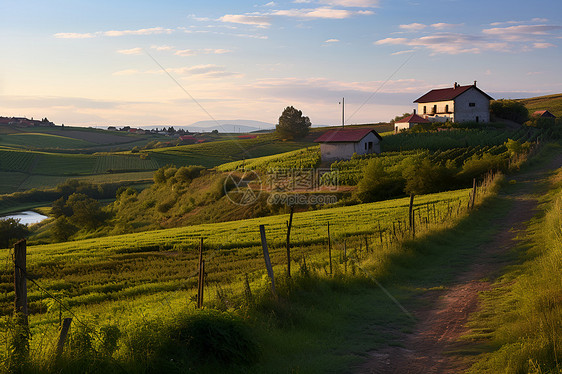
(314, 128, 382, 162)
(394, 112, 430, 133)
(414, 81, 493, 123)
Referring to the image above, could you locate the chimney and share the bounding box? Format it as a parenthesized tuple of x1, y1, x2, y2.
(474, 80, 477, 86)
(453, 82, 458, 89)
(413, 109, 416, 115)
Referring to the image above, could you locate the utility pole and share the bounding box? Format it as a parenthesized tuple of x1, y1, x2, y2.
(340, 97, 345, 128)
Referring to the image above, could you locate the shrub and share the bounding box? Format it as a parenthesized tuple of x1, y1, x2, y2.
(0, 218, 29, 248)
(490, 99, 529, 124)
(355, 158, 404, 202)
(170, 310, 260, 365)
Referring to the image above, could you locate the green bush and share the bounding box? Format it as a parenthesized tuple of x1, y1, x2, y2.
(170, 310, 260, 365)
(491, 99, 529, 124)
(355, 158, 404, 202)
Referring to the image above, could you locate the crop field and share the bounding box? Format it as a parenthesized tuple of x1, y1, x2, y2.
(148, 137, 314, 168)
(0, 132, 95, 149)
(217, 146, 321, 172)
(92, 154, 159, 173)
(0, 148, 37, 172)
(0, 172, 28, 194)
(381, 127, 539, 152)
(0, 186, 476, 325)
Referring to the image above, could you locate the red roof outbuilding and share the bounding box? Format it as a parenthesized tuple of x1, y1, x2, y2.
(533, 110, 556, 118)
(395, 114, 430, 124)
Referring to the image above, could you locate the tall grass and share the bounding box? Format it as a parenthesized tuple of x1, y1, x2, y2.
(467, 166, 562, 373)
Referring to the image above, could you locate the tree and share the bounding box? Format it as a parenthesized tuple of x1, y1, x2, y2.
(52, 216, 77, 242)
(276, 106, 311, 139)
(355, 158, 404, 202)
(65, 193, 104, 230)
(0, 218, 29, 248)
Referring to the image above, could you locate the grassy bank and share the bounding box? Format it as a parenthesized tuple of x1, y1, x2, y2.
(466, 145, 562, 373)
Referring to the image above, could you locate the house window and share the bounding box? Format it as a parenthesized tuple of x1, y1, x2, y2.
(469, 102, 476, 107)
(423, 106, 427, 114)
(476, 116, 479, 123)
(445, 104, 449, 113)
(432, 105, 437, 114)
(368, 142, 373, 150)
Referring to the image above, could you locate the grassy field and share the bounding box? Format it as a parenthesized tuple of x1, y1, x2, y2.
(0, 170, 503, 373)
(0, 130, 315, 194)
(518, 93, 562, 118)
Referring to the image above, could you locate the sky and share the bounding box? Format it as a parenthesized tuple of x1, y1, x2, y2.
(1, 0, 561, 128)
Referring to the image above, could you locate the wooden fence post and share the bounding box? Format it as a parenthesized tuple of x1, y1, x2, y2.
(471, 178, 477, 209)
(285, 206, 294, 278)
(14, 239, 28, 322)
(343, 240, 347, 274)
(409, 194, 415, 238)
(259, 225, 276, 297)
(408, 193, 414, 228)
(55, 318, 72, 359)
(12, 239, 29, 367)
(327, 222, 332, 275)
(197, 238, 204, 308)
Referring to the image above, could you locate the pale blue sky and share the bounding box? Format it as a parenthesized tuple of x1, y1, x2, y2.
(1, 0, 561, 127)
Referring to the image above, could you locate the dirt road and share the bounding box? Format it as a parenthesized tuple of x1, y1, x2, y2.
(357, 152, 562, 374)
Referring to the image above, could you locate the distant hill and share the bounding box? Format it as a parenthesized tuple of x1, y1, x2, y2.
(517, 93, 562, 118)
(187, 119, 274, 133)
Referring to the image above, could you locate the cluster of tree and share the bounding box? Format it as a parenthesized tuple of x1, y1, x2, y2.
(355, 139, 530, 202)
(490, 100, 529, 124)
(0, 218, 29, 249)
(276, 106, 311, 139)
(153, 165, 206, 185)
(49, 180, 115, 241)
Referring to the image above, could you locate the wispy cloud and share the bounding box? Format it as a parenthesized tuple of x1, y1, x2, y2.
(117, 47, 143, 55)
(318, 0, 379, 6)
(431, 22, 463, 29)
(151, 45, 175, 51)
(324, 38, 340, 43)
(377, 21, 561, 55)
(272, 8, 374, 19)
(53, 32, 96, 39)
(219, 14, 272, 27)
(174, 48, 232, 57)
(54, 27, 174, 39)
(399, 23, 426, 31)
(482, 24, 562, 41)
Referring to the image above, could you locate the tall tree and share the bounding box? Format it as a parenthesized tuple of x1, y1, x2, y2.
(276, 106, 311, 139)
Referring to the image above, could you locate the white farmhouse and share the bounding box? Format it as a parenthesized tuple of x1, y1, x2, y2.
(314, 128, 382, 162)
(414, 82, 493, 123)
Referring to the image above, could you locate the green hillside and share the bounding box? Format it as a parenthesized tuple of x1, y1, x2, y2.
(518, 93, 562, 117)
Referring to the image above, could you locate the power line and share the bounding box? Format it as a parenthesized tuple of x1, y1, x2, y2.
(346, 52, 416, 124)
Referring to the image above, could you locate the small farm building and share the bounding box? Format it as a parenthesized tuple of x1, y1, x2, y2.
(414, 81, 493, 123)
(532, 110, 556, 119)
(394, 111, 430, 132)
(314, 128, 382, 162)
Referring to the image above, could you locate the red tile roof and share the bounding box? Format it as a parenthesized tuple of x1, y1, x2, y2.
(395, 114, 430, 124)
(533, 110, 556, 118)
(414, 84, 493, 103)
(314, 128, 382, 143)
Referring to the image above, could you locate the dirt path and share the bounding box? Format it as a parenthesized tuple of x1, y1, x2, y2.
(357, 153, 562, 374)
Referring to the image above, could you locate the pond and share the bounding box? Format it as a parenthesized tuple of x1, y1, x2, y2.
(0, 211, 49, 225)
